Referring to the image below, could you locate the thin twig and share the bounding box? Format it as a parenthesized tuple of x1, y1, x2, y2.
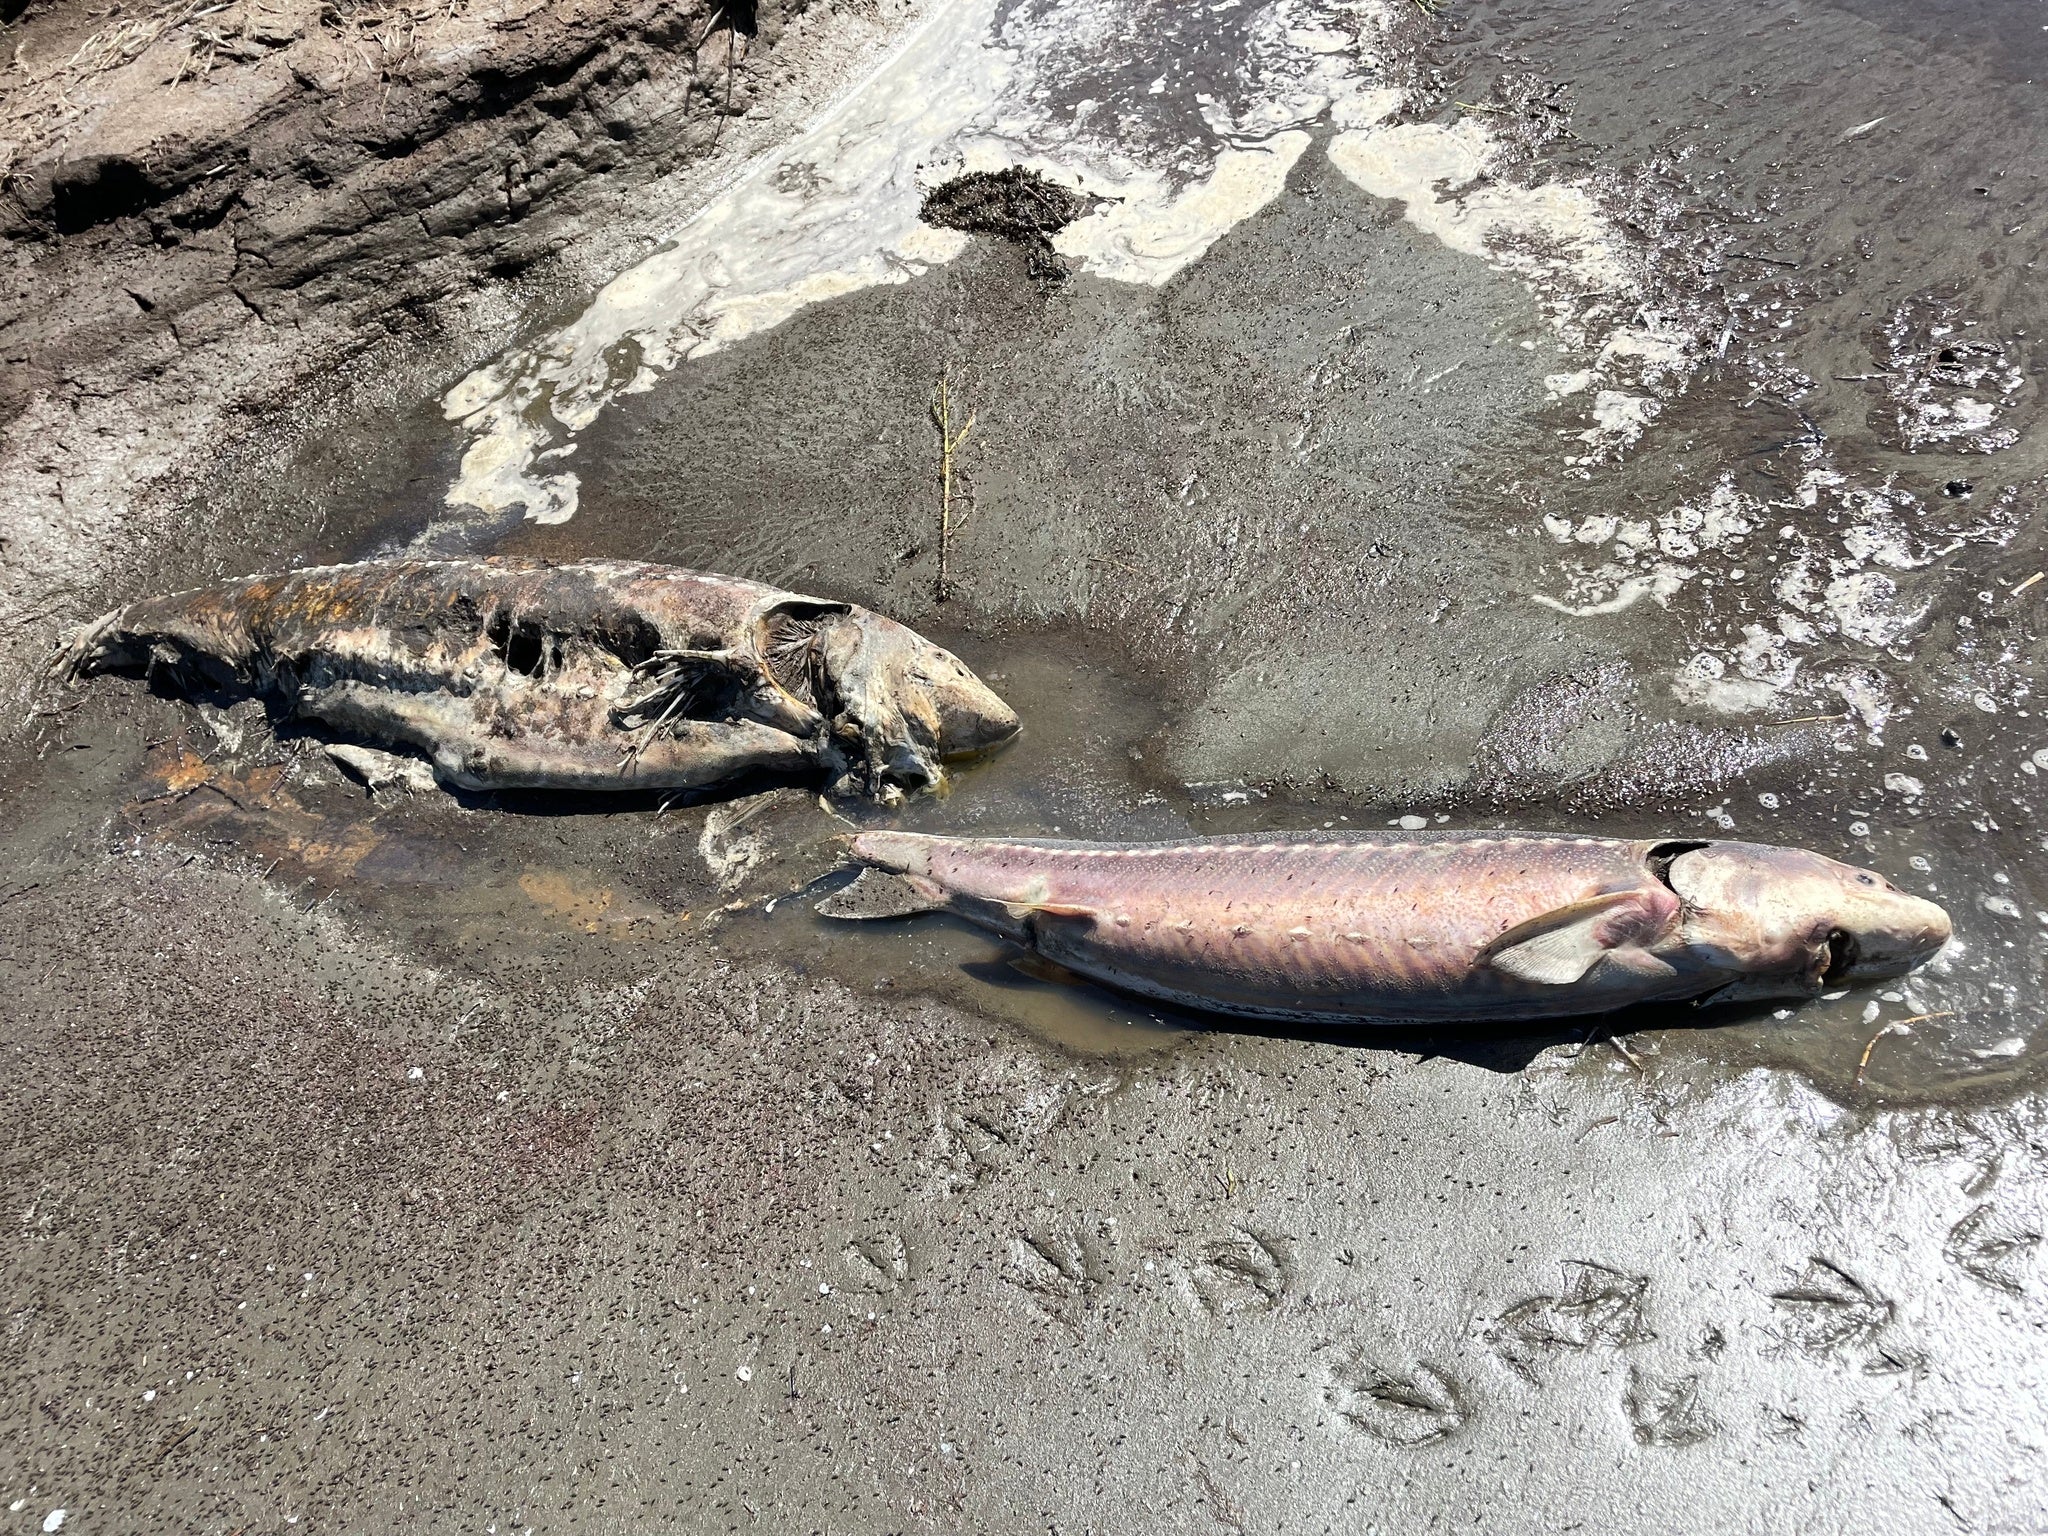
(1757, 712, 1850, 728)
(1890, 1011, 1957, 1028)
(1854, 1011, 1955, 1088)
(2012, 571, 2044, 597)
(127, 780, 249, 811)
(931, 373, 976, 603)
(1853, 1029, 1891, 1088)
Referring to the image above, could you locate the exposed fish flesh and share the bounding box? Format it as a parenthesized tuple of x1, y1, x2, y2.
(54, 559, 1019, 799)
(821, 830, 1952, 1022)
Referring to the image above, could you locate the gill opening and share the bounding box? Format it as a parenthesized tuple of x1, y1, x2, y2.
(1646, 840, 1710, 892)
(761, 602, 850, 716)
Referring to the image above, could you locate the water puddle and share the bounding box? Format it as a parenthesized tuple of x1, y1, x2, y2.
(29, 594, 2021, 1105)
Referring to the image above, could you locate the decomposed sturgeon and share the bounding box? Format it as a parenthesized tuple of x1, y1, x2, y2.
(53, 558, 1019, 801)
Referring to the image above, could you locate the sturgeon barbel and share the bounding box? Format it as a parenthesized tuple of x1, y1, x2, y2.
(821, 830, 1953, 1023)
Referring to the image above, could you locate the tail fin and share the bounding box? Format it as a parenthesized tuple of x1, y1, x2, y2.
(816, 831, 948, 919)
(816, 867, 946, 920)
(46, 609, 130, 686)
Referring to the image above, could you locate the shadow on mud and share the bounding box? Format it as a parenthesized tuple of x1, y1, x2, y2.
(953, 940, 1788, 1074)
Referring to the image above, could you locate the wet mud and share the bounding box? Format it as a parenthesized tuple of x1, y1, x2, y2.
(5, 0, 2048, 1530)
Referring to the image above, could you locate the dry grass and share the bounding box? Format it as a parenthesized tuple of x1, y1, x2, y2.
(929, 371, 976, 603)
(17, 0, 223, 88)
(3, 0, 244, 168)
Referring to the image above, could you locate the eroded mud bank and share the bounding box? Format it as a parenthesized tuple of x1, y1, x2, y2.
(0, 0, 937, 714)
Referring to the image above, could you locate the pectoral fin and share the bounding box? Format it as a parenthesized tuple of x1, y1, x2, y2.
(816, 868, 946, 920)
(1599, 947, 1678, 981)
(1479, 891, 1644, 986)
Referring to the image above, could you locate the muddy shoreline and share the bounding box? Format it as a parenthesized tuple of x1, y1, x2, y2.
(4, 0, 2047, 1530)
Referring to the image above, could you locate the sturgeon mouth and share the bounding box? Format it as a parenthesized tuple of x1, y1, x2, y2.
(1822, 929, 1858, 986)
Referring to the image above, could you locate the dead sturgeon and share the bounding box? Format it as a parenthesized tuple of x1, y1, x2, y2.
(821, 830, 1953, 1022)
(55, 558, 1019, 799)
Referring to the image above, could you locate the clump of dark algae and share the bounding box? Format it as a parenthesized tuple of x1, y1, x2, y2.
(919, 166, 1099, 288)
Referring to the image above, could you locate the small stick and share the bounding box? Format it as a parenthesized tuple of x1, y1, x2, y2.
(1853, 1011, 1955, 1088)
(1609, 1035, 1645, 1073)
(1757, 712, 1850, 728)
(1852, 1028, 1893, 1088)
(931, 373, 976, 603)
(2012, 571, 2044, 597)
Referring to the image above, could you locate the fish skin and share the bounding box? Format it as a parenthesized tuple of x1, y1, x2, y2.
(53, 558, 1019, 800)
(836, 830, 1952, 1024)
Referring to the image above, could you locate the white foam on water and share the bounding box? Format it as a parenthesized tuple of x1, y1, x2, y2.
(440, 0, 1399, 527)
(438, 0, 1698, 528)
(1050, 138, 1310, 284)
(442, 0, 1007, 526)
(1321, 110, 1698, 465)
(1535, 462, 2022, 723)
(1324, 116, 1626, 290)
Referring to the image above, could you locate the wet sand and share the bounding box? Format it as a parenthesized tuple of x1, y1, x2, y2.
(3, 0, 2048, 1530)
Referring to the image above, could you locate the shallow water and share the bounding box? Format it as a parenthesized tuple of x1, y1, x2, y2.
(14, 0, 2042, 1107)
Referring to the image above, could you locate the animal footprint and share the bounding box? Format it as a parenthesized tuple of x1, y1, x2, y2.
(1004, 1223, 1115, 1323)
(1623, 1367, 1716, 1448)
(1482, 1260, 1651, 1383)
(842, 1232, 911, 1293)
(1768, 1258, 1892, 1356)
(930, 1103, 1017, 1189)
(1184, 1229, 1291, 1317)
(1325, 1350, 1468, 1447)
(1944, 1204, 2042, 1293)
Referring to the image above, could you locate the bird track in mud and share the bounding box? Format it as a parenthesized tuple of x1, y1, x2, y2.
(1182, 1228, 1294, 1318)
(1324, 1352, 1470, 1447)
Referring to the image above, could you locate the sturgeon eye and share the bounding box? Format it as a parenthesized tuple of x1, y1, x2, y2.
(1856, 873, 1876, 886)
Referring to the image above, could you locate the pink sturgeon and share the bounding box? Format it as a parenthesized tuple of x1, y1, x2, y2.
(820, 830, 1952, 1024)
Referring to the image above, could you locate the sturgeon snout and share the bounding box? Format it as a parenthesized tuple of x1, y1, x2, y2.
(1667, 843, 1952, 999)
(817, 613, 1019, 794)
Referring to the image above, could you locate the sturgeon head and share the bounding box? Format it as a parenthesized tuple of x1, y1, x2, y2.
(761, 604, 1018, 798)
(1667, 842, 1952, 1002)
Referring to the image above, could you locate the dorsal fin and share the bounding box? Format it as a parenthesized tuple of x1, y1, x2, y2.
(1478, 890, 1641, 985)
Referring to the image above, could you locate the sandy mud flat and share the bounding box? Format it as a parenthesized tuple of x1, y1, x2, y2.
(2, 0, 2046, 1530)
